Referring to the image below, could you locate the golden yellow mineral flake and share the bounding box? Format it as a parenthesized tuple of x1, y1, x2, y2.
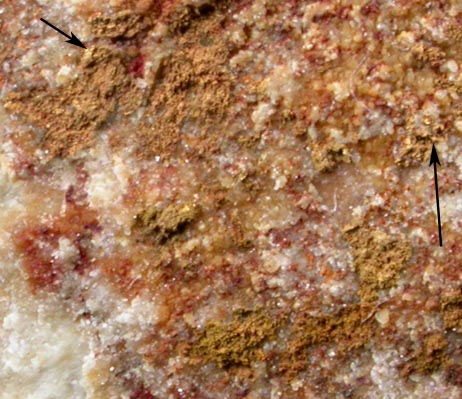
(396, 114, 445, 167)
(311, 142, 352, 172)
(133, 203, 199, 242)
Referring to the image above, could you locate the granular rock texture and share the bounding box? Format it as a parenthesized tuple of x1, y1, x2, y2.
(2, 1, 462, 398)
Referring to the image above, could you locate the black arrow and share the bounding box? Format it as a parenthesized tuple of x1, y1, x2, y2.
(429, 144, 442, 247)
(40, 18, 86, 49)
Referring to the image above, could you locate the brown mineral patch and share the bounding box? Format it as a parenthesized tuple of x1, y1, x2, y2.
(344, 225, 412, 302)
(108, 0, 157, 14)
(164, 1, 228, 35)
(412, 42, 446, 69)
(447, 22, 462, 42)
(187, 308, 279, 368)
(397, 134, 433, 167)
(89, 10, 154, 39)
(133, 203, 198, 243)
(279, 225, 412, 378)
(311, 143, 352, 172)
(5, 2, 234, 161)
(396, 113, 445, 167)
(401, 333, 448, 376)
(441, 287, 462, 332)
(281, 304, 375, 377)
(4, 46, 146, 158)
(166, 4, 201, 34)
(445, 363, 462, 387)
(114, 1, 233, 159)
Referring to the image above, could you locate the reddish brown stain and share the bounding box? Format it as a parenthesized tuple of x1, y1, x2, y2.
(361, 0, 381, 16)
(97, 257, 145, 297)
(16, 230, 60, 290)
(130, 388, 156, 399)
(14, 203, 100, 292)
(128, 54, 145, 78)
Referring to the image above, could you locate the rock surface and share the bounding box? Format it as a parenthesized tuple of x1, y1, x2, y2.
(1, 1, 462, 398)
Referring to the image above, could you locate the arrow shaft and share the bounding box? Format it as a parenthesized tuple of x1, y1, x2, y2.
(40, 18, 71, 39)
(433, 163, 443, 247)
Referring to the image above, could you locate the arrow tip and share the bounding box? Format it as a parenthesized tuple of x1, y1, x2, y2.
(66, 32, 86, 49)
(429, 143, 441, 166)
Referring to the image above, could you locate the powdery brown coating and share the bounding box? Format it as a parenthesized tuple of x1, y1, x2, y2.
(4, 1, 234, 161)
(344, 225, 412, 303)
(187, 308, 279, 368)
(120, 3, 233, 159)
(441, 287, 462, 332)
(133, 203, 198, 242)
(400, 333, 449, 376)
(4, 46, 145, 158)
(281, 303, 375, 378)
(89, 10, 155, 39)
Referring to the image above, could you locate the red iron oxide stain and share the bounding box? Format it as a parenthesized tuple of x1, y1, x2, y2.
(13, 157, 37, 178)
(16, 229, 61, 290)
(361, 1, 381, 16)
(97, 257, 145, 298)
(158, 0, 182, 21)
(14, 203, 100, 292)
(128, 54, 145, 78)
(446, 364, 462, 387)
(130, 389, 156, 399)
